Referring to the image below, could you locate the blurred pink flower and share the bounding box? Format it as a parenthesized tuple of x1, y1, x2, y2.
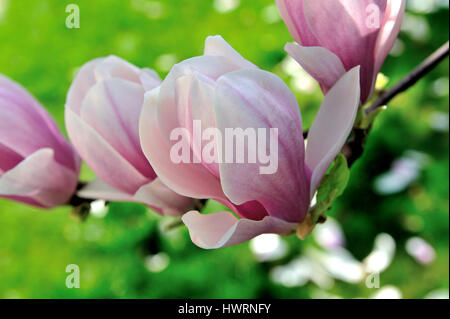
(65, 56, 195, 216)
(406, 237, 436, 265)
(277, 0, 405, 104)
(0, 75, 80, 208)
(139, 36, 360, 248)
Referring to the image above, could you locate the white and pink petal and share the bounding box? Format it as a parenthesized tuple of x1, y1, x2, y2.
(215, 69, 310, 223)
(305, 67, 361, 197)
(182, 210, 297, 249)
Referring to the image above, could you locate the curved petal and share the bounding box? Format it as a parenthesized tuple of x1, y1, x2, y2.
(366, 0, 405, 100)
(139, 87, 227, 200)
(204, 35, 257, 70)
(276, 0, 319, 46)
(78, 178, 195, 216)
(0, 142, 24, 174)
(67, 56, 161, 113)
(302, 0, 386, 102)
(133, 179, 195, 216)
(182, 210, 297, 249)
(302, 0, 386, 63)
(374, 0, 406, 77)
(215, 69, 310, 223)
(93, 55, 142, 83)
(0, 75, 80, 171)
(180, 72, 220, 177)
(157, 55, 239, 141)
(77, 178, 134, 202)
(0, 148, 78, 208)
(285, 43, 346, 94)
(95, 56, 162, 90)
(305, 67, 361, 198)
(66, 57, 105, 114)
(65, 108, 148, 194)
(80, 78, 156, 179)
(140, 68, 162, 91)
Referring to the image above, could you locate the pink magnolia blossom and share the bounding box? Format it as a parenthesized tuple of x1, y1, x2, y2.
(65, 56, 195, 216)
(0, 75, 80, 208)
(276, 0, 405, 104)
(139, 36, 360, 249)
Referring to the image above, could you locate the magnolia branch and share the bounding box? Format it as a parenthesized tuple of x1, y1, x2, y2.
(302, 41, 449, 235)
(69, 41, 449, 222)
(304, 42, 449, 145)
(343, 41, 449, 167)
(366, 41, 449, 115)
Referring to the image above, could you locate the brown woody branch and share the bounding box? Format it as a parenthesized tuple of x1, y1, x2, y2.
(366, 41, 449, 115)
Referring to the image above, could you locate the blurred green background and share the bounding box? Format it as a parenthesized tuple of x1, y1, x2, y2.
(0, 0, 448, 299)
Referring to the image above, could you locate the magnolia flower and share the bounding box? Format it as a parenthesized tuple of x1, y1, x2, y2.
(0, 75, 80, 208)
(139, 36, 360, 249)
(65, 56, 195, 216)
(277, 0, 405, 104)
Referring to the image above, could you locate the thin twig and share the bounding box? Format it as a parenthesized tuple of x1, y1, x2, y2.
(340, 41, 449, 167)
(302, 42, 449, 138)
(194, 199, 207, 211)
(342, 128, 369, 167)
(163, 219, 184, 231)
(68, 182, 93, 207)
(305, 42, 449, 232)
(366, 41, 449, 115)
